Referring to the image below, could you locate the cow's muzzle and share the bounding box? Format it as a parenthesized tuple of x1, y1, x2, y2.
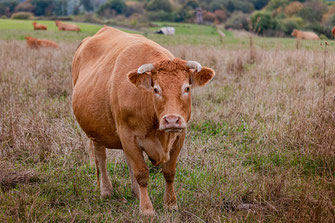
(160, 114, 186, 133)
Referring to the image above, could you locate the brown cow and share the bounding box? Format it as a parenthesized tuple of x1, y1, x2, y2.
(32, 22, 47, 30)
(291, 29, 319, 40)
(55, 20, 80, 32)
(25, 36, 58, 49)
(332, 26, 335, 39)
(72, 26, 215, 215)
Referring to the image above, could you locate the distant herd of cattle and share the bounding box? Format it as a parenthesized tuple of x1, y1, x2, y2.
(25, 21, 335, 50)
(25, 21, 80, 49)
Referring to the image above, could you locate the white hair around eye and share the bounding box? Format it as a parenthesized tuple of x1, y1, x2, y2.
(153, 84, 162, 98)
(182, 83, 191, 96)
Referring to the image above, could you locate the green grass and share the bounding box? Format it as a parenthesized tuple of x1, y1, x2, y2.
(0, 19, 103, 32)
(0, 19, 138, 41)
(149, 22, 218, 36)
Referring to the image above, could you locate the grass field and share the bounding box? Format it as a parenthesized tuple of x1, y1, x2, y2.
(1, 19, 335, 222)
(1, 19, 334, 49)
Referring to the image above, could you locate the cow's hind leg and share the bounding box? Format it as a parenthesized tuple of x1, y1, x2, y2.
(93, 142, 113, 198)
(88, 140, 95, 168)
(162, 133, 185, 210)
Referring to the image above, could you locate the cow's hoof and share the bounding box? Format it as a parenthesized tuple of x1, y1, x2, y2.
(101, 187, 112, 198)
(140, 208, 155, 216)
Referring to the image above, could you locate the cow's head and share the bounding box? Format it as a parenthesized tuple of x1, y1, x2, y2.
(291, 29, 298, 37)
(55, 21, 61, 27)
(25, 36, 33, 41)
(128, 58, 215, 133)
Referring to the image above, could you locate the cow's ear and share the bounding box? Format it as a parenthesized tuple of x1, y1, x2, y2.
(191, 66, 215, 87)
(127, 71, 152, 90)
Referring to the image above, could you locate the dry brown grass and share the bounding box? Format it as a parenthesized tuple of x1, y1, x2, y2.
(0, 39, 334, 222)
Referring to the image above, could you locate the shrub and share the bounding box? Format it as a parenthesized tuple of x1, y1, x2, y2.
(147, 10, 175, 22)
(10, 11, 33, 20)
(267, 0, 289, 10)
(325, 13, 335, 28)
(73, 13, 102, 24)
(124, 1, 144, 17)
(31, 0, 54, 16)
(280, 17, 303, 36)
(39, 15, 72, 21)
(174, 8, 193, 23)
(209, 1, 223, 12)
(214, 10, 228, 23)
(322, 5, 335, 24)
(203, 11, 216, 23)
(251, 11, 279, 34)
(145, 0, 172, 12)
(233, 0, 255, 13)
(284, 1, 303, 17)
(319, 34, 328, 40)
(97, 0, 127, 17)
(298, 1, 327, 23)
(305, 23, 332, 39)
(252, 0, 270, 10)
(15, 0, 34, 13)
(225, 11, 250, 30)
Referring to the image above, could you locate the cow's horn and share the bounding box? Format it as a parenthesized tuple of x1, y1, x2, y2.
(137, 64, 154, 74)
(186, 61, 202, 72)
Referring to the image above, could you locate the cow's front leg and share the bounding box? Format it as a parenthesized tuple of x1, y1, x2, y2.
(162, 132, 185, 210)
(119, 130, 154, 216)
(124, 155, 140, 198)
(93, 142, 113, 198)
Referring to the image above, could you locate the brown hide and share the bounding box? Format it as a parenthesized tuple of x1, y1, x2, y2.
(332, 26, 335, 39)
(55, 21, 80, 31)
(25, 36, 58, 49)
(32, 22, 47, 30)
(291, 29, 319, 40)
(72, 26, 215, 214)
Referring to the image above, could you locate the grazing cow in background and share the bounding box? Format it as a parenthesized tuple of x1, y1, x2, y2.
(55, 20, 80, 32)
(32, 22, 47, 30)
(291, 29, 320, 40)
(25, 36, 58, 49)
(72, 26, 215, 215)
(332, 26, 335, 39)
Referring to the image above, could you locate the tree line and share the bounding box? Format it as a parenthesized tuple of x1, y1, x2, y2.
(1, 0, 334, 38)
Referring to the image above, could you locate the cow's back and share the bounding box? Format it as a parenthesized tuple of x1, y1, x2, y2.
(297, 31, 319, 40)
(72, 26, 173, 148)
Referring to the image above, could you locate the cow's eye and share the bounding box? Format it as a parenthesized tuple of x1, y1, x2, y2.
(185, 87, 190, 93)
(154, 88, 160, 94)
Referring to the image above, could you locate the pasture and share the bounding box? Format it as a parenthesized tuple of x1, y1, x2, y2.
(0, 20, 334, 222)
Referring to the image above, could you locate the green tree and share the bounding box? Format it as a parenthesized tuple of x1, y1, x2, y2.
(251, 0, 270, 10)
(298, 1, 326, 23)
(145, 0, 172, 12)
(267, 0, 289, 10)
(80, 0, 93, 12)
(184, 0, 199, 9)
(251, 11, 279, 34)
(97, 0, 126, 16)
(31, 0, 53, 16)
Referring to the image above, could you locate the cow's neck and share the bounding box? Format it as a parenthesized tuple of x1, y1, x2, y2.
(136, 128, 179, 166)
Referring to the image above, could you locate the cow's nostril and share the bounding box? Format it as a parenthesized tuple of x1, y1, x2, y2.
(175, 116, 180, 124)
(164, 117, 169, 125)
